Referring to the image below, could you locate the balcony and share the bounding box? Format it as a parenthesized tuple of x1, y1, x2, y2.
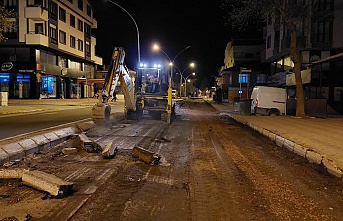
(92, 55, 103, 65)
(25, 32, 48, 47)
(25, 5, 48, 21)
(91, 18, 97, 29)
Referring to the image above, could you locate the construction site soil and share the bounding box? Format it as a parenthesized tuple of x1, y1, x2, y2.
(1, 100, 343, 221)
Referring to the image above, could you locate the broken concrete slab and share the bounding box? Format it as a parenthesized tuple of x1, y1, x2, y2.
(62, 148, 78, 155)
(132, 146, 161, 165)
(76, 121, 95, 132)
(0, 169, 25, 179)
(21, 170, 73, 197)
(101, 142, 117, 159)
(77, 133, 101, 153)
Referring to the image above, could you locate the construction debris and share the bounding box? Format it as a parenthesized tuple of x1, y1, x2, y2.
(132, 146, 161, 165)
(101, 141, 118, 159)
(62, 147, 78, 155)
(72, 133, 102, 153)
(0, 169, 73, 197)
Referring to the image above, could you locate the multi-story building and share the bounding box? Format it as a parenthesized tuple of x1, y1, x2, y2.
(263, 0, 343, 113)
(0, 0, 102, 99)
(219, 38, 269, 102)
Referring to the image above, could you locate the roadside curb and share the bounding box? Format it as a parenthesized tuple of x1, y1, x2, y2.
(228, 113, 343, 180)
(0, 126, 81, 165)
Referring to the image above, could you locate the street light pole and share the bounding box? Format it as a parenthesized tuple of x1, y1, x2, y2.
(153, 44, 191, 123)
(106, 0, 140, 63)
(185, 72, 195, 97)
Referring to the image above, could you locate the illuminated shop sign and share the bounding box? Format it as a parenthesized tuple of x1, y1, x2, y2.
(1, 62, 13, 71)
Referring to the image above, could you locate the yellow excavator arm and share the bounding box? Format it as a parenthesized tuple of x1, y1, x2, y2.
(92, 47, 137, 121)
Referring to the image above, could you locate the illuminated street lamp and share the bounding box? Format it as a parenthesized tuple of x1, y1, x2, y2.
(153, 44, 190, 122)
(178, 63, 195, 97)
(106, 0, 140, 63)
(185, 72, 195, 97)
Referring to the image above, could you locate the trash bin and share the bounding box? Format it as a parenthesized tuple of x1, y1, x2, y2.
(233, 97, 240, 112)
(0, 92, 8, 106)
(239, 99, 252, 115)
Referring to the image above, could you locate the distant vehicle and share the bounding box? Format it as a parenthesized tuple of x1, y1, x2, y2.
(250, 86, 286, 116)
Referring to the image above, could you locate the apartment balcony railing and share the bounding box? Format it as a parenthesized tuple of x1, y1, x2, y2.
(25, 5, 48, 21)
(25, 32, 48, 47)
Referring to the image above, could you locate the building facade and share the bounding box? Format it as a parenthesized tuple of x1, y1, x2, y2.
(220, 38, 269, 102)
(263, 0, 343, 112)
(0, 0, 102, 99)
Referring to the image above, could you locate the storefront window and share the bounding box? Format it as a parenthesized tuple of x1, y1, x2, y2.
(0, 73, 10, 92)
(40, 75, 56, 98)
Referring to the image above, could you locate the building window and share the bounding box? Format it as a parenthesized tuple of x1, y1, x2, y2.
(78, 0, 83, 10)
(49, 1, 57, 20)
(35, 23, 44, 34)
(59, 7, 66, 22)
(238, 74, 249, 83)
(59, 30, 66, 44)
(85, 23, 91, 37)
(68, 0, 73, 3)
(70, 35, 75, 48)
(1, 0, 17, 6)
(317, 0, 333, 11)
(77, 39, 83, 51)
(70, 14, 75, 27)
(86, 4, 91, 16)
(85, 41, 90, 56)
(49, 26, 57, 44)
(312, 21, 330, 43)
(40, 50, 56, 64)
(78, 19, 83, 32)
(267, 35, 272, 49)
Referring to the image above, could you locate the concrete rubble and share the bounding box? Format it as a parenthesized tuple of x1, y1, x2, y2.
(132, 146, 161, 165)
(0, 169, 73, 197)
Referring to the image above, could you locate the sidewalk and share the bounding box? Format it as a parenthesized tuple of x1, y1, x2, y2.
(0, 95, 125, 116)
(207, 99, 343, 180)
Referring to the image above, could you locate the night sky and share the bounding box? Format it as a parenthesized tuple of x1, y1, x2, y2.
(90, 0, 231, 82)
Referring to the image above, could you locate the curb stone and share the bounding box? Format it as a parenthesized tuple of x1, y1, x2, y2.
(0, 125, 84, 166)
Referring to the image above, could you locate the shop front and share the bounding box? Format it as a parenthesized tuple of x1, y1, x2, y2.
(0, 61, 36, 99)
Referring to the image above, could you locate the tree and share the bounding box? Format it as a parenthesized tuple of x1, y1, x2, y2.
(221, 0, 312, 117)
(0, 6, 17, 42)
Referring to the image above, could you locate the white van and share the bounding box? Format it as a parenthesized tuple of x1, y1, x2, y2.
(250, 86, 286, 116)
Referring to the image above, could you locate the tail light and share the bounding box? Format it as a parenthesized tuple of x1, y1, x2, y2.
(255, 99, 258, 107)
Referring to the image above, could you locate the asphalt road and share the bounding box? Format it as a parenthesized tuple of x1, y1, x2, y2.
(0, 106, 92, 140)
